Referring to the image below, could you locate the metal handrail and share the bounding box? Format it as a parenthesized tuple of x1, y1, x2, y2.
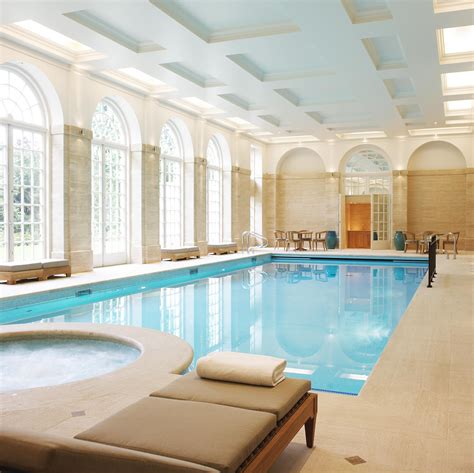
(241, 231, 268, 253)
(427, 234, 437, 288)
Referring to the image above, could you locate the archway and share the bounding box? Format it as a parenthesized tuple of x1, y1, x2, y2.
(339, 146, 392, 250)
(275, 148, 328, 237)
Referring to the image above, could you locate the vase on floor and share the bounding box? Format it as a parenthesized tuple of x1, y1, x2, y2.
(393, 231, 405, 251)
(326, 231, 337, 249)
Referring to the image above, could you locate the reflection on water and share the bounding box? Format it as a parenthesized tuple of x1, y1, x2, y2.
(22, 262, 426, 395)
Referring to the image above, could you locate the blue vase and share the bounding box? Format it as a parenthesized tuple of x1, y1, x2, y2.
(326, 231, 337, 249)
(394, 231, 405, 251)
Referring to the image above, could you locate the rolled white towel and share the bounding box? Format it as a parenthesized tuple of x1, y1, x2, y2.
(196, 352, 287, 387)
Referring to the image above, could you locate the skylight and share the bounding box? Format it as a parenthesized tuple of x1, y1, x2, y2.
(444, 99, 474, 116)
(438, 25, 474, 64)
(14, 20, 92, 52)
(226, 117, 257, 128)
(118, 68, 165, 86)
(182, 97, 216, 110)
(442, 25, 474, 54)
(442, 70, 474, 95)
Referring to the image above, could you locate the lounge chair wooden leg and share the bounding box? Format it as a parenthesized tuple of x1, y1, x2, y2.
(304, 415, 316, 448)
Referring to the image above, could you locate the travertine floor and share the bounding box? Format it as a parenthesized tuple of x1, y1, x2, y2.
(1, 251, 472, 472)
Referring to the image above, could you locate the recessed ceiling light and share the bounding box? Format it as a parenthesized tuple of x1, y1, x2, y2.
(14, 20, 92, 52)
(444, 99, 474, 116)
(182, 97, 216, 110)
(446, 118, 474, 125)
(336, 130, 387, 140)
(442, 70, 474, 95)
(408, 126, 472, 136)
(118, 68, 165, 86)
(437, 25, 474, 64)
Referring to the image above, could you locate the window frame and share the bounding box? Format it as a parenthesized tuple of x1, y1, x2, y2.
(206, 136, 223, 244)
(91, 98, 130, 267)
(0, 66, 49, 262)
(160, 122, 184, 248)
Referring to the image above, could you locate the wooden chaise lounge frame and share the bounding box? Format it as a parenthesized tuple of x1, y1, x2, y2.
(240, 392, 317, 472)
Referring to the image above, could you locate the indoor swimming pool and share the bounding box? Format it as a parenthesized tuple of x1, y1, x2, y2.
(0, 256, 427, 395)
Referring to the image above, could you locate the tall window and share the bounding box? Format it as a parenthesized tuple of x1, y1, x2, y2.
(250, 145, 262, 235)
(207, 137, 223, 243)
(160, 122, 183, 248)
(91, 100, 128, 267)
(0, 68, 47, 262)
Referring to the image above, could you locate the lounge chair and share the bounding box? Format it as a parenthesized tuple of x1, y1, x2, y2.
(0, 259, 71, 285)
(207, 243, 238, 255)
(161, 247, 201, 261)
(0, 373, 317, 473)
(299, 231, 312, 250)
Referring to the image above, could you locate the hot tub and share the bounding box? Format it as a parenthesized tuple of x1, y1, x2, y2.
(0, 335, 141, 392)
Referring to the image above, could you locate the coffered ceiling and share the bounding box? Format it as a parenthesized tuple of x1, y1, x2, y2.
(1, 0, 473, 142)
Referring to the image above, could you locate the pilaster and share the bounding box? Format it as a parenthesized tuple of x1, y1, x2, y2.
(130, 144, 161, 263)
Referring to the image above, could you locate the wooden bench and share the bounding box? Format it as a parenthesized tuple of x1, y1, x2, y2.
(207, 243, 238, 255)
(161, 247, 201, 261)
(0, 259, 71, 285)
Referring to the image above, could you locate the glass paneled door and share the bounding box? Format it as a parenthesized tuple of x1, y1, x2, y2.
(0, 124, 46, 261)
(371, 194, 390, 249)
(91, 99, 129, 267)
(92, 143, 128, 266)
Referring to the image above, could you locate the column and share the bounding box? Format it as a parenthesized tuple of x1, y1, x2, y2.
(392, 170, 408, 236)
(130, 144, 161, 263)
(50, 125, 93, 273)
(194, 156, 208, 255)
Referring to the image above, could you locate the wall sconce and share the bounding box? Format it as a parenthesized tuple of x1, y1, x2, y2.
(331, 172, 335, 178)
(79, 128, 85, 136)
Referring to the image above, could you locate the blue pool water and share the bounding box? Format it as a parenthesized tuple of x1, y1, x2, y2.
(0, 257, 427, 395)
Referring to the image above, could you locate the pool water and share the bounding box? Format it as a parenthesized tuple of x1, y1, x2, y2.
(0, 258, 426, 395)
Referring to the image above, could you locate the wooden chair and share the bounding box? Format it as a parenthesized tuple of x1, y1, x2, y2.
(288, 231, 302, 250)
(403, 232, 419, 253)
(442, 232, 460, 254)
(312, 231, 327, 251)
(418, 231, 436, 254)
(299, 231, 313, 250)
(274, 230, 289, 250)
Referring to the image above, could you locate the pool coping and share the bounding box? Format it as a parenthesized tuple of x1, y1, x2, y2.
(0, 323, 194, 397)
(0, 249, 427, 310)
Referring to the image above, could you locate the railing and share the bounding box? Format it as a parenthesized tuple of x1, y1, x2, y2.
(427, 234, 437, 288)
(241, 231, 268, 253)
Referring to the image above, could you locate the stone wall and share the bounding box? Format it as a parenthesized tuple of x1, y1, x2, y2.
(407, 169, 473, 250)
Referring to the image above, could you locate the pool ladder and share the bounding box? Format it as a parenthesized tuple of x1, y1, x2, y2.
(241, 231, 269, 253)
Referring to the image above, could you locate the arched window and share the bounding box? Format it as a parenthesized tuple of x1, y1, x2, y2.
(0, 67, 47, 262)
(91, 99, 129, 267)
(160, 122, 183, 247)
(343, 148, 391, 195)
(207, 136, 223, 243)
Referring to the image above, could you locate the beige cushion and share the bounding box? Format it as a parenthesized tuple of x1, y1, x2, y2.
(208, 243, 237, 249)
(161, 247, 199, 254)
(41, 259, 69, 268)
(151, 371, 310, 421)
(0, 261, 42, 271)
(0, 428, 218, 473)
(76, 397, 276, 473)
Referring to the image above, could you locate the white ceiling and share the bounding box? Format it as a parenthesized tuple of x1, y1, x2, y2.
(1, 0, 473, 142)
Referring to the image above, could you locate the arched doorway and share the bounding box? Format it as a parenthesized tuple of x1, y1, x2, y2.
(340, 147, 392, 249)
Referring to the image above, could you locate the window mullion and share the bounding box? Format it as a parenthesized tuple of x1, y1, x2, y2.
(7, 124, 13, 261)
